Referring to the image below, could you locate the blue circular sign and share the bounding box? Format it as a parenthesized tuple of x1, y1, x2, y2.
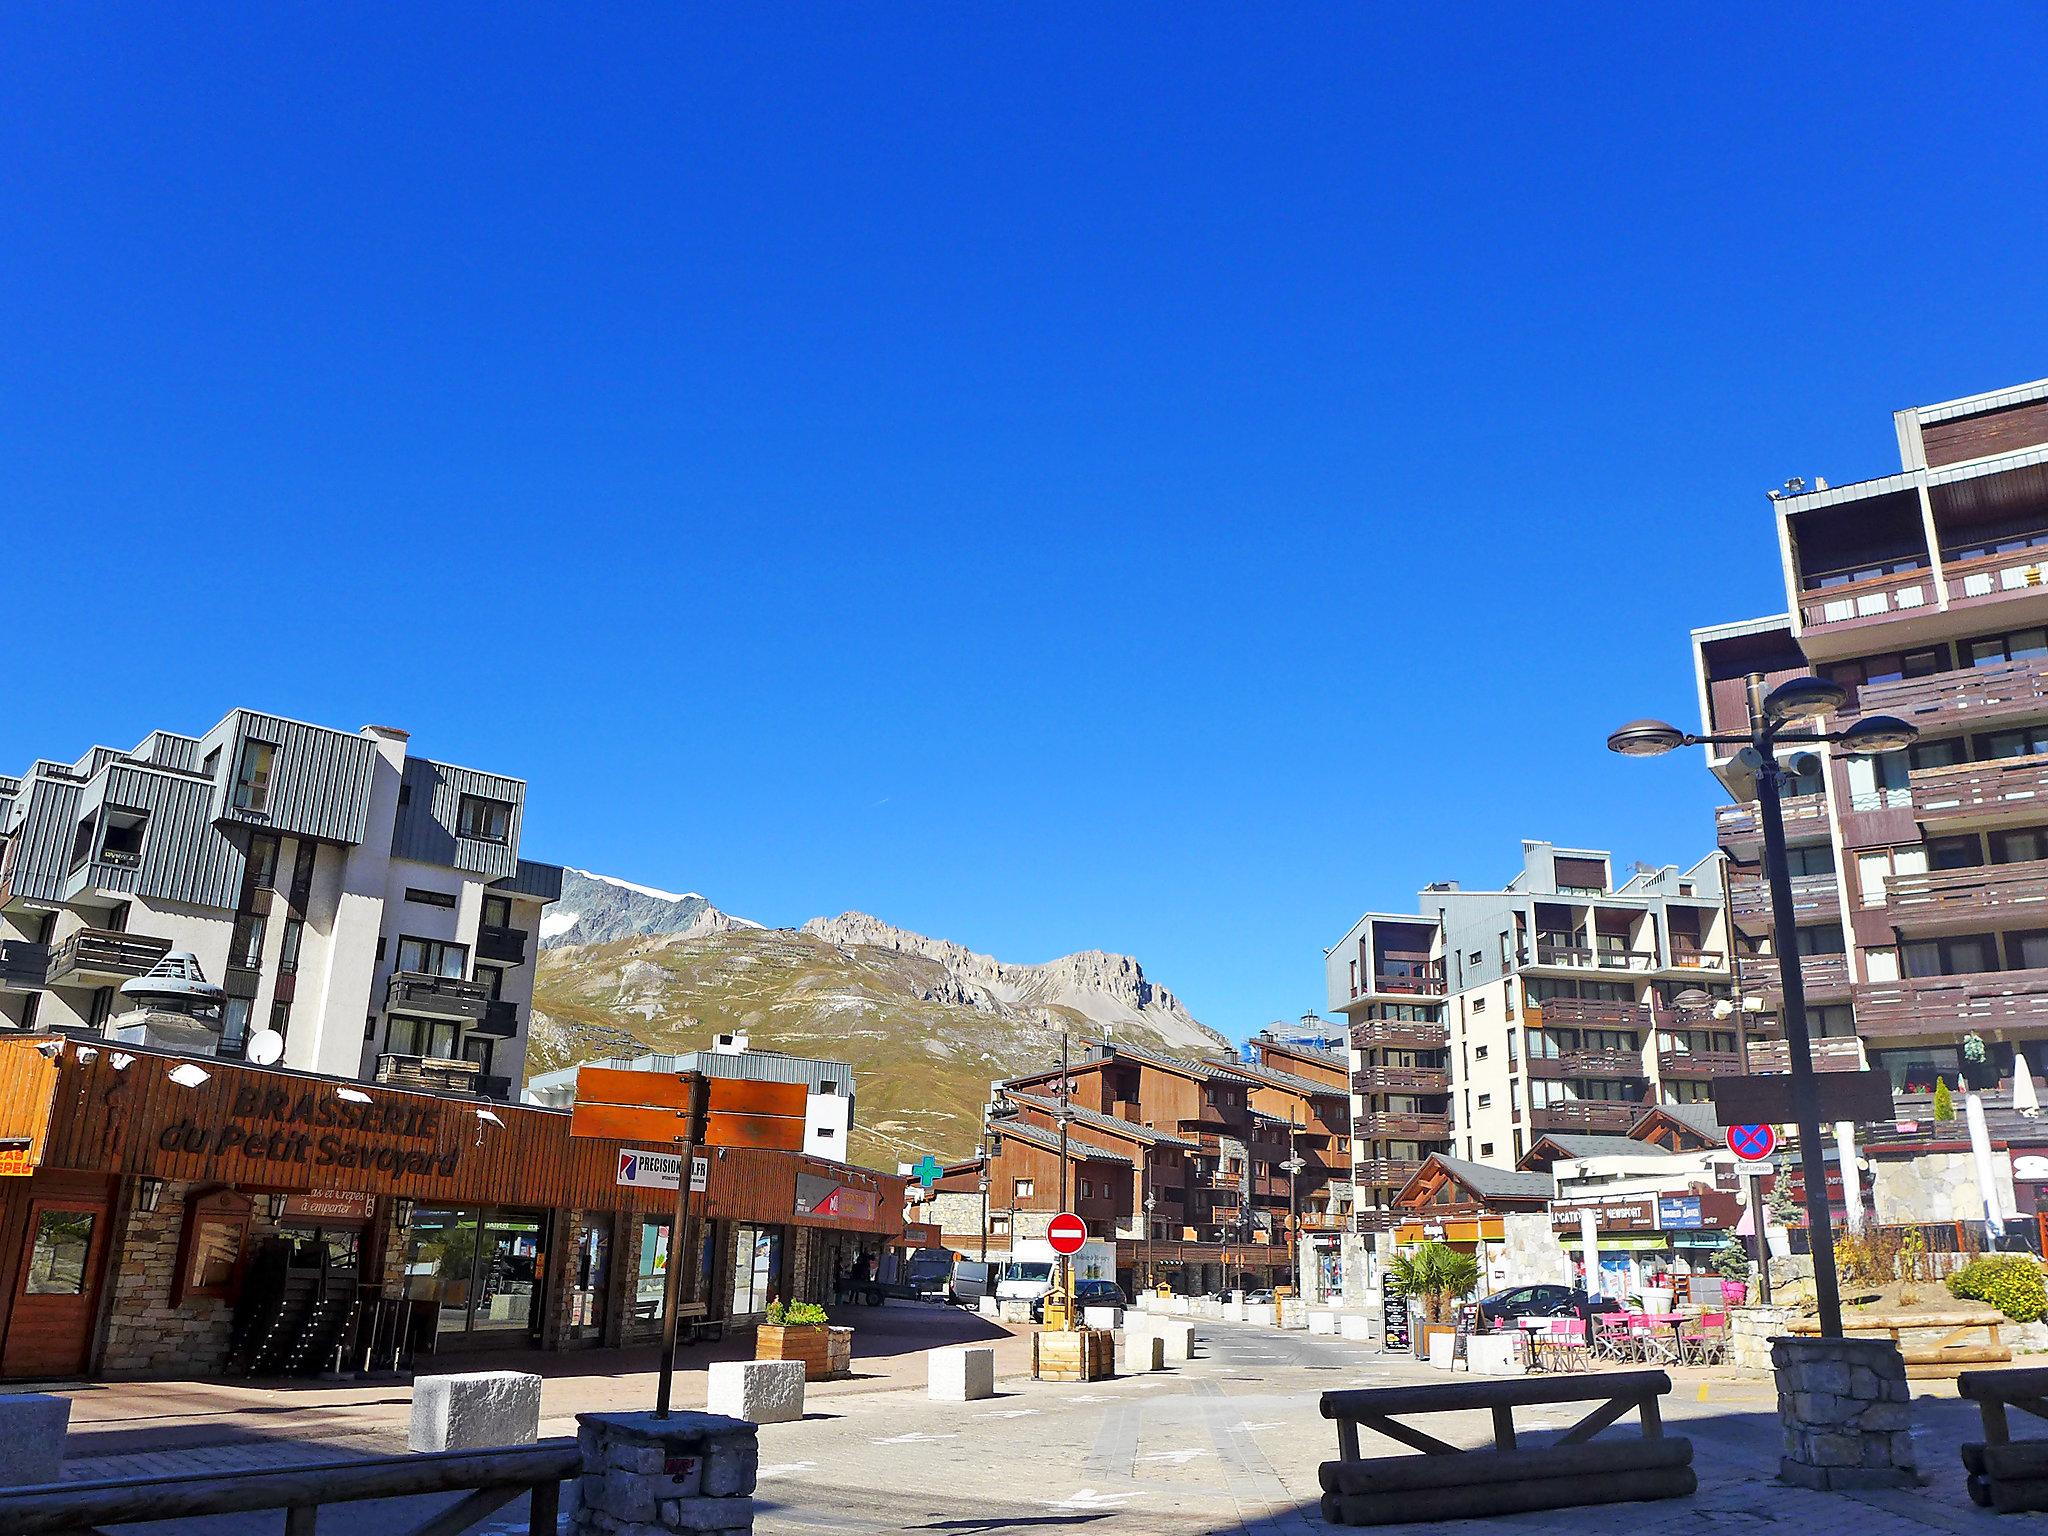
(1728, 1123, 1776, 1161)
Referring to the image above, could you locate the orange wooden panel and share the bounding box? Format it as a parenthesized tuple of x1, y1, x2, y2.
(706, 1078, 807, 1118)
(705, 1111, 807, 1152)
(575, 1066, 702, 1110)
(569, 1101, 697, 1143)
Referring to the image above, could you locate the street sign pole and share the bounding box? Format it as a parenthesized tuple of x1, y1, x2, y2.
(1750, 1170, 1773, 1306)
(655, 1074, 710, 1419)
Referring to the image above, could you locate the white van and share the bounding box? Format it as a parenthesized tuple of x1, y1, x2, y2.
(996, 1238, 1115, 1308)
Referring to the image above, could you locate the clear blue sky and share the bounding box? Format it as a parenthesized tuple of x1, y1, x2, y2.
(6, 9, 2046, 1041)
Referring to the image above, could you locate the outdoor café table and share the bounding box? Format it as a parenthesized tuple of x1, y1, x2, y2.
(1630, 1312, 1688, 1364)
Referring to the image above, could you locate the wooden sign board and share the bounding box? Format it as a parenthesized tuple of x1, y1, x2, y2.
(569, 1066, 808, 1151)
(1711, 1069, 1894, 1127)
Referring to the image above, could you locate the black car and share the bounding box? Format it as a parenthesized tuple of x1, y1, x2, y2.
(1475, 1284, 1617, 1328)
(1030, 1278, 1129, 1322)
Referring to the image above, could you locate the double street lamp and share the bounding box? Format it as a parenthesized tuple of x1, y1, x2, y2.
(1608, 673, 1917, 1339)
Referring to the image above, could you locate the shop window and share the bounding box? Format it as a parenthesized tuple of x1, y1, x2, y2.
(24, 1209, 96, 1294)
(407, 1207, 546, 1337)
(730, 1224, 781, 1315)
(173, 1189, 253, 1304)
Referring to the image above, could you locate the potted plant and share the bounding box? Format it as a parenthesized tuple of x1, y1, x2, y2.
(755, 1300, 842, 1380)
(1712, 1239, 1750, 1306)
(1387, 1242, 1479, 1361)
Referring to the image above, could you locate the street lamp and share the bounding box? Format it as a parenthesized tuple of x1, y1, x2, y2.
(1608, 674, 1916, 1339)
(1143, 1193, 1157, 1292)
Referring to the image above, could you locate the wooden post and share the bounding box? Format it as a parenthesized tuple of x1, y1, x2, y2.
(655, 1074, 710, 1419)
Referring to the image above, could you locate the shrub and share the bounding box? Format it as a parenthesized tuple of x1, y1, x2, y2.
(765, 1300, 830, 1326)
(1835, 1228, 1904, 1291)
(1933, 1077, 1955, 1121)
(1712, 1240, 1752, 1282)
(1389, 1242, 1480, 1325)
(1947, 1254, 2047, 1321)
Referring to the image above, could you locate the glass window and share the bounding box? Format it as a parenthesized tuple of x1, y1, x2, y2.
(457, 795, 513, 844)
(472, 1213, 543, 1332)
(1928, 836, 1984, 871)
(229, 912, 266, 969)
(24, 1210, 95, 1295)
(387, 1015, 459, 1058)
(1987, 727, 2048, 761)
(249, 834, 280, 889)
(2013, 931, 2048, 971)
(233, 740, 278, 812)
(1993, 828, 2048, 864)
(99, 806, 150, 867)
(290, 840, 317, 900)
(1785, 844, 1836, 877)
(185, 1216, 245, 1294)
(222, 996, 253, 1055)
(482, 895, 513, 929)
(1795, 924, 1846, 956)
(730, 1225, 781, 1315)
(396, 936, 468, 978)
(408, 1209, 482, 1334)
(278, 918, 304, 974)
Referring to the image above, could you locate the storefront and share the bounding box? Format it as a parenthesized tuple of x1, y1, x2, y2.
(0, 1037, 907, 1381)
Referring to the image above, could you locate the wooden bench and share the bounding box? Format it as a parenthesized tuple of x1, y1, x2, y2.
(1786, 1309, 2011, 1378)
(1317, 1369, 1693, 1525)
(1959, 1365, 2048, 1513)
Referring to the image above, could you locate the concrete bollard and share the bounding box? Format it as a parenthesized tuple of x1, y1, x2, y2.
(1126, 1333, 1166, 1372)
(409, 1371, 541, 1452)
(1339, 1313, 1374, 1343)
(0, 1394, 70, 1487)
(1082, 1305, 1121, 1331)
(975, 1295, 999, 1318)
(706, 1361, 806, 1426)
(1143, 1319, 1196, 1362)
(928, 1346, 996, 1402)
(997, 1298, 1035, 1324)
(1308, 1311, 1338, 1336)
(1245, 1302, 1276, 1327)
(570, 1410, 757, 1536)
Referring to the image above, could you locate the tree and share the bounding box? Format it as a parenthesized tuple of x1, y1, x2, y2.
(1934, 1077, 1956, 1122)
(1388, 1241, 1481, 1325)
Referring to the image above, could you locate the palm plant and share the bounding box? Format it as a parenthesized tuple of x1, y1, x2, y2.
(1388, 1242, 1481, 1325)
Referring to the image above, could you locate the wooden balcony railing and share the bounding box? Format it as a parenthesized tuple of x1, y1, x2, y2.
(1736, 951, 1852, 1002)
(1853, 966, 2048, 1038)
(375, 1053, 483, 1094)
(1839, 652, 2048, 734)
(384, 971, 490, 1021)
(1360, 972, 1446, 997)
(1348, 1020, 1448, 1052)
(1354, 1158, 1427, 1188)
(1526, 1050, 1647, 1082)
(1654, 1049, 1744, 1079)
(1530, 996, 1651, 1031)
(1886, 858, 2048, 933)
(1716, 793, 1829, 849)
(1941, 543, 2048, 609)
(0, 939, 50, 992)
(1356, 1111, 1453, 1139)
(1910, 753, 2048, 830)
(1350, 1065, 1450, 1095)
(476, 923, 528, 966)
(1796, 564, 1936, 630)
(46, 928, 172, 986)
(1527, 1101, 1645, 1134)
(1729, 869, 1838, 927)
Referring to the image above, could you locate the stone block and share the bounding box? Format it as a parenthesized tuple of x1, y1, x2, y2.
(1245, 1303, 1276, 1327)
(706, 1360, 806, 1425)
(1467, 1335, 1530, 1376)
(0, 1394, 70, 1487)
(1126, 1334, 1165, 1372)
(1426, 1333, 1457, 1370)
(1308, 1311, 1338, 1335)
(1339, 1314, 1373, 1343)
(928, 1345, 996, 1402)
(996, 1298, 1034, 1324)
(1082, 1305, 1121, 1330)
(408, 1371, 542, 1452)
(702, 1441, 758, 1498)
(975, 1296, 999, 1318)
(1149, 1319, 1196, 1361)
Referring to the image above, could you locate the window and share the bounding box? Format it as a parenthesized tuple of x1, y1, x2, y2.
(1474, 1045, 1489, 1061)
(475, 964, 504, 1001)
(233, 739, 279, 812)
(482, 894, 513, 929)
(1784, 843, 1836, 877)
(1992, 827, 2048, 865)
(99, 806, 150, 868)
(405, 887, 458, 909)
(1903, 934, 1995, 978)
(229, 912, 267, 969)
(202, 746, 222, 780)
(249, 834, 280, 890)
(1987, 726, 2048, 761)
(278, 918, 304, 974)
(1928, 836, 1984, 871)
(222, 997, 253, 1056)
(387, 1014, 460, 1059)
(462, 1035, 495, 1072)
(1472, 997, 1487, 1014)
(457, 795, 513, 844)
(68, 816, 95, 871)
(819, 1078, 838, 1094)
(397, 936, 468, 978)
(268, 1000, 292, 1043)
(1013, 1179, 1034, 1199)
(1795, 924, 1846, 956)
(1476, 1093, 1492, 1109)
(1479, 1143, 1494, 1159)
(24, 1209, 96, 1295)
(290, 840, 317, 902)
(1966, 627, 2048, 668)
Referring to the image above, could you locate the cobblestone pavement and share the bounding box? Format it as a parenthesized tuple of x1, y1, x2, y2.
(38, 1308, 2004, 1534)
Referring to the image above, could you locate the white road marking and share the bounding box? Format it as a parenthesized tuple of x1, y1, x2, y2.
(981, 1408, 1041, 1418)
(1037, 1488, 1136, 1510)
(1067, 1394, 1111, 1403)
(758, 1461, 817, 1478)
(1136, 1448, 1209, 1465)
(872, 1431, 960, 1444)
(1237, 1421, 1282, 1431)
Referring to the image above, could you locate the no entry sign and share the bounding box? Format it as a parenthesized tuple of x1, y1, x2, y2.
(1047, 1211, 1088, 1255)
(1728, 1123, 1776, 1161)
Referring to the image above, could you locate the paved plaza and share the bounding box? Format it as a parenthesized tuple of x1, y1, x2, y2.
(37, 1304, 2013, 1534)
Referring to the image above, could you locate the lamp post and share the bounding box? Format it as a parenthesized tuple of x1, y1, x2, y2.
(1608, 674, 1916, 1339)
(1143, 1192, 1157, 1291)
(1282, 1123, 1307, 1310)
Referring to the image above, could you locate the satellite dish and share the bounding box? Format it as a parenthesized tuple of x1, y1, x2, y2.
(247, 1030, 285, 1067)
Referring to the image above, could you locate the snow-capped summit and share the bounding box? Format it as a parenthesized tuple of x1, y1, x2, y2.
(540, 869, 759, 948)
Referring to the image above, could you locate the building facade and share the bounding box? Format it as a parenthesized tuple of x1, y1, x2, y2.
(1691, 377, 2048, 1098)
(0, 711, 562, 1099)
(1328, 840, 1734, 1224)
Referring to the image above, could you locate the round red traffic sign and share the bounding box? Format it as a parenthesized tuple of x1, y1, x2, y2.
(1047, 1212, 1088, 1255)
(1728, 1123, 1776, 1161)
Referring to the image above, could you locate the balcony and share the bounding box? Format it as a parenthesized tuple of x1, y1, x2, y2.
(1911, 754, 2048, 831)
(476, 924, 528, 966)
(1853, 967, 2048, 1040)
(1736, 951, 1852, 1004)
(1367, 971, 1446, 997)
(46, 928, 172, 988)
(1795, 564, 1937, 634)
(1349, 1019, 1449, 1052)
(1527, 1101, 1646, 1134)
(1654, 1049, 1744, 1080)
(0, 940, 49, 993)
(375, 1053, 483, 1094)
(1531, 996, 1651, 1031)
(1528, 942, 1658, 973)
(1526, 1050, 1647, 1082)
(1666, 947, 1728, 974)
(1356, 1111, 1453, 1139)
(1840, 652, 2048, 735)
(1942, 544, 2048, 614)
(1354, 1158, 1428, 1188)
(474, 998, 520, 1038)
(1717, 794, 1829, 857)
(1886, 859, 2048, 936)
(384, 971, 490, 1022)
(1729, 870, 1839, 932)
(1351, 1065, 1450, 1095)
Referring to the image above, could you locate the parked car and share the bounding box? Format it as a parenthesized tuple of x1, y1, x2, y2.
(950, 1260, 996, 1306)
(1029, 1277, 1131, 1322)
(1244, 1289, 1276, 1305)
(1475, 1284, 1618, 1328)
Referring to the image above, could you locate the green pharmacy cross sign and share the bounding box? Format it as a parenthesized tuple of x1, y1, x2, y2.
(912, 1154, 945, 1189)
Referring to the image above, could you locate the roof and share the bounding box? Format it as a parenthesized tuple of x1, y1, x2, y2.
(1094, 1040, 1232, 1081)
(1259, 1039, 1349, 1072)
(988, 1117, 1133, 1165)
(1219, 1059, 1345, 1098)
(1401, 1154, 1556, 1206)
(1002, 1092, 1198, 1149)
(1542, 1134, 1668, 1160)
(1631, 1101, 1720, 1140)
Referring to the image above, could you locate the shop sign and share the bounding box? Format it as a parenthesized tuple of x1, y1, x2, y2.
(2012, 1153, 2048, 1183)
(1657, 1195, 1704, 1230)
(0, 1145, 31, 1177)
(796, 1170, 878, 1223)
(614, 1148, 709, 1193)
(279, 1189, 377, 1223)
(1550, 1197, 1655, 1232)
(155, 1083, 461, 1178)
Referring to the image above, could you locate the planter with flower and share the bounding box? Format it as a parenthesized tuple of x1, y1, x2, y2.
(755, 1301, 853, 1379)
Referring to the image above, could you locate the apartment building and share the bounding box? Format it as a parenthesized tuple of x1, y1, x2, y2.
(1223, 1031, 1353, 1232)
(1327, 841, 1734, 1222)
(0, 709, 562, 1098)
(1692, 376, 2048, 1098)
(525, 1033, 858, 1159)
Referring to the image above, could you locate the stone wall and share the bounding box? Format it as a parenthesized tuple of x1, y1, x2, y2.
(1727, 1305, 1798, 1372)
(100, 1182, 286, 1378)
(1494, 1212, 1573, 1288)
(1772, 1335, 1916, 1490)
(1871, 1147, 2017, 1227)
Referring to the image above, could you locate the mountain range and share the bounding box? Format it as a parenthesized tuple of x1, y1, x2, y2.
(527, 873, 1229, 1166)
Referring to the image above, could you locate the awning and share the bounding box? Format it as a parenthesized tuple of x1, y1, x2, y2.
(1559, 1233, 1667, 1252)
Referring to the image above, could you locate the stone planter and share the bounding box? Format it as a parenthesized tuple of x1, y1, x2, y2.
(1772, 1335, 1917, 1490)
(756, 1323, 847, 1381)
